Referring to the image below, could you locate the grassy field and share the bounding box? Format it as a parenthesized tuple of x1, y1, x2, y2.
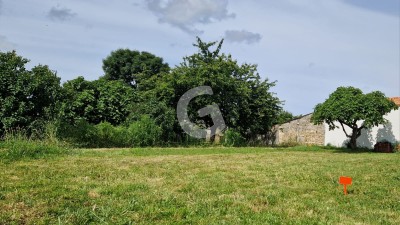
(0, 146, 399, 224)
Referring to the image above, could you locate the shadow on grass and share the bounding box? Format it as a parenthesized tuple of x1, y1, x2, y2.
(328, 146, 398, 154)
(275, 145, 381, 154)
(330, 148, 374, 154)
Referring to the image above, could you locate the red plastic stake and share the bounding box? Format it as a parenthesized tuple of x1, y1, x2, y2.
(339, 176, 352, 195)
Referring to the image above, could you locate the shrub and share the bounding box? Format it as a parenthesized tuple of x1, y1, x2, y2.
(96, 122, 115, 147)
(57, 117, 163, 148)
(128, 116, 162, 147)
(94, 122, 130, 148)
(223, 129, 246, 147)
(393, 141, 400, 152)
(58, 119, 98, 147)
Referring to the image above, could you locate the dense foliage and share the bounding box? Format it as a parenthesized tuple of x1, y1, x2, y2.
(60, 77, 136, 125)
(1, 38, 286, 147)
(311, 86, 398, 149)
(102, 49, 170, 89)
(151, 38, 282, 140)
(0, 51, 61, 134)
(276, 110, 295, 124)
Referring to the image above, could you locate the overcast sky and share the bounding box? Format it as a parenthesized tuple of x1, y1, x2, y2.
(0, 0, 399, 115)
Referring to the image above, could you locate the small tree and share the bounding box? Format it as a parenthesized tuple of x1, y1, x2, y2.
(311, 86, 398, 149)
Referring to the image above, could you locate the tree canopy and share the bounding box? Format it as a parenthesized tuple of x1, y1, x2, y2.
(275, 110, 295, 125)
(0, 51, 62, 134)
(151, 37, 282, 140)
(60, 77, 136, 125)
(102, 49, 170, 89)
(311, 86, 398, 149)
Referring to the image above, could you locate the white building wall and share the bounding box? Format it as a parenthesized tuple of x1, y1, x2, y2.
(324, 109, 400, 148)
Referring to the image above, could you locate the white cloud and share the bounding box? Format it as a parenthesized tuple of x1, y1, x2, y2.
(0, 36, 16, 51)
(147, 0, 235, 34)
(47, 6, 76, 22)
(224, 30, 262, 44)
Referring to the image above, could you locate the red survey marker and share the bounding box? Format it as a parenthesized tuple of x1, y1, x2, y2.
(339, 176, 352, 195)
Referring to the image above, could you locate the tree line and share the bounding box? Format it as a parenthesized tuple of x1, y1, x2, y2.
(2, 37, 397, 149)
(1, 38, 291, 147)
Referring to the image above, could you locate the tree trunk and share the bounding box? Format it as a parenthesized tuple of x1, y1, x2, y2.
(349, 136, 357, 149)
(349, 128, 359, 150)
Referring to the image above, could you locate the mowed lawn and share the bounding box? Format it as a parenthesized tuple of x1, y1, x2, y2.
(0, 147, 399, 224)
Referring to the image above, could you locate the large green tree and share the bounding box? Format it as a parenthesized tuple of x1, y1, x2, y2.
(0, 51, 62, 134)
(311, 86, 398, 149)
(102, 49, 170, 89)
(152, 37, 281, 140)
(60, 77, 136, 125)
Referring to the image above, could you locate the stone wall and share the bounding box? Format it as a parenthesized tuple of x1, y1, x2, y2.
(275, 113, 325, 145)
